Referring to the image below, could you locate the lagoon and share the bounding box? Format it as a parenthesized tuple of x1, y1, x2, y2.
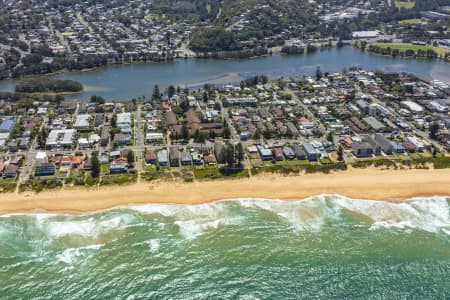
(0, 46, 448, 101)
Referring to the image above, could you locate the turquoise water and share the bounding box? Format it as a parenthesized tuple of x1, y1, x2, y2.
(0, 195, 449, 299)
(0, 47, 448, 101)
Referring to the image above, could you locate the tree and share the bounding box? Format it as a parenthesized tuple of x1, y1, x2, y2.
(223, 127, 231, 139)
(152, 84, 161, 100)
(181, 125, 189, 141)
(37, 127, 48, 149)
(316, 66, 322, 81)
(111, 114, 117, 128)
(127, 150, 135, 164)
(167, 85, 176, 98)
(91, 152, 100, 178)
(337, 145, 344, 162)
(90, 95, 105, 104)
(236, 143, 244, 165)
(224, 144, 235, 168)
(326, 132, 334, 142)
(429, 122, 439, 140)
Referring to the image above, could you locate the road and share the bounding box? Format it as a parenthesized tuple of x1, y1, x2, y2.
(134, 105, 145, 175)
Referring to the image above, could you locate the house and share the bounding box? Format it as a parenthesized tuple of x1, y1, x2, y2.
(34, 163, 56, 177)
(157, 149, 168, 167)
(169, 146, 180, 167)
(405, 136, 425, 152)
(240, 131, 251, 141)
(9, 155, 23, 165)
(145, 150, 157, 165)
(292, 144, 306, 160)
(114, 133, 131, 145)
(257, 145, 273, 161)
(374, 134, 394, 154)
(0, 118, 16, 133)
(73, 114, 91, 129)
(94, 114, 104, 127)
(146, 132, 164, 144)
(204, 154, 217, 165)
(192, 152, 203, 165)
(286, 122, 299, 137)
(109, 161, 128, 174)
(363, 117, 385, 132)
(283, 146, 295, 160)
(181, 151, 193, 166)
(273, 148, 284, 161)
(302, 143, 321, 161)
(7, 141, 18, 152)
(362, 135, 382, 156)
(3, 164, 17, 179)
(100, 127, 110, 146)
(352, 141, 373, 158)
(117, 112, 132, 133)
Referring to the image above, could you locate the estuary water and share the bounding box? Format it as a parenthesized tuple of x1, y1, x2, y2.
(0, 195, 449, 299)
(0, 46, 448, 101)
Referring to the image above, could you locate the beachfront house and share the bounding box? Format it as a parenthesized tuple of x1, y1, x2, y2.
(302, 143, 321, 161)
(34, 163, 56, 177)
(157, 149, 168, 167)
(352, 141, 373, 158)
(169, 146, 180, 167)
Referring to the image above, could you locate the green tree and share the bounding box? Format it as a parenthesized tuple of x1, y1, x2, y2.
(181, 125, 190, 141)
(167, 85, 176, 98)
(127, 150, 135, 164)
(152, 84, 161, 100)
(223, 127, 231, 139)
(91, 152, 100, 178)
(236, 143, 244, 165)
(429, 122, 439, 140)
(316, 66, 322, 81)
(337, 145, 344, 162)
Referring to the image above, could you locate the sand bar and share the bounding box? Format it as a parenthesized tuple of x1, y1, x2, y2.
(0, 168, 449, 215)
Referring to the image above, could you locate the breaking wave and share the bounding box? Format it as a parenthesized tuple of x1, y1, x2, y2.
(1, 195, 449, 240)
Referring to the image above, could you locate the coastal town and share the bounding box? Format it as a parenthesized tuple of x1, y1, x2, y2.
(0, 68, 449, 193)
(0, 0, 450, 79)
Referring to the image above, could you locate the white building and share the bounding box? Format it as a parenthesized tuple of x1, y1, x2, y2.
(352, 30, 380, 39)
(74, 114, 91, 129)
(117, 112, 132, 133)
(46, 129, 76, 148)
(405, 136, 425, 152)
(401, 101, 424, 113)
(145, 132, 164, 144)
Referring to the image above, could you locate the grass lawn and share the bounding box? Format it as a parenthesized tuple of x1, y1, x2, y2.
(371, 43, 449, 57)
(193, 166, 222, 179)
(399, 18, 422, 24)
(101, 164, 109, 175)
(395, 0, 415, 9)
(263, 159, 310, 166)
(101, 173, 137, 185)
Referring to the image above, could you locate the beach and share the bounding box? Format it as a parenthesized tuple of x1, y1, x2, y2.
(1, 167, 449, 215)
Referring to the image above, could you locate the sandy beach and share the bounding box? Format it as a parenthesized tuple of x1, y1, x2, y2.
(0, 167, 449, 215)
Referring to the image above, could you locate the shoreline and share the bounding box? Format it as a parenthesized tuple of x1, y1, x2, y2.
(0, 168, 449, 216)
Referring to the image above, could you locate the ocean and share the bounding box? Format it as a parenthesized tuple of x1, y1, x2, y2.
(0, 195, 449, 299)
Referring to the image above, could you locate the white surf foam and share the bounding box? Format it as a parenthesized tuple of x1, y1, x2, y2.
(130, 202, 242, 239)
(38, 214, 135, 238)
(147, 239, 160, 253)
(56, 244, 103, 265)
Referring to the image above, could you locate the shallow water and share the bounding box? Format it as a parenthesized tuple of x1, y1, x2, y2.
(0, 195, 449, 299)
